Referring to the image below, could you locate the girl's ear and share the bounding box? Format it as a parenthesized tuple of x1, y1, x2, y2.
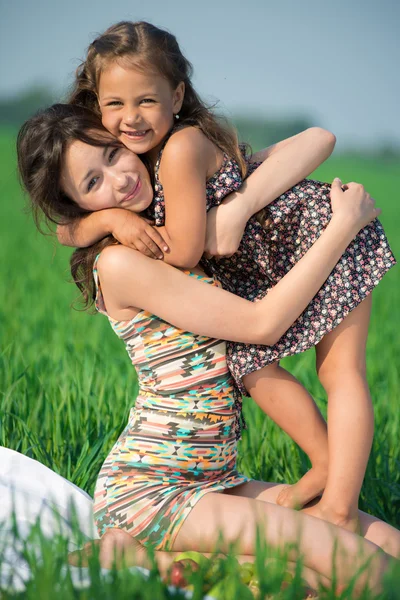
(172, 81, 185, 115)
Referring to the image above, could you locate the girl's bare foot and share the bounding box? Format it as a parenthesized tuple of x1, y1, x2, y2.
(302, 502, 361, 534)
(276, 466, 327, 509)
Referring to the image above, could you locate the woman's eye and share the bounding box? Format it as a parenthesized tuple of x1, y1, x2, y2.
(87, 176, 98, 192)
(108, 148, 119, 163)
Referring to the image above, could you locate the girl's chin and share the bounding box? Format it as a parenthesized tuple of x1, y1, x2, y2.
(119, 135, 152, 155)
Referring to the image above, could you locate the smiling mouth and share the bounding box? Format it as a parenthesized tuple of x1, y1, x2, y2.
(121, 177, 141, 203)
(121, 130, 150, 140)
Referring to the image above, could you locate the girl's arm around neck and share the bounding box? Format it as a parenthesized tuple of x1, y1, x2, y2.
(57, 210, 169, 260)
(237, 127, 336, 221)
(97, 180, 378, 346)
(204, 128, 336, 258)
(156, 127, 219, 269)
(57, 212, 112, 247)
(249, 127, 336, 165)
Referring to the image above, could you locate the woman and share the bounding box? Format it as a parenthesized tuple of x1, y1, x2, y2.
(17, 104, 400, 594)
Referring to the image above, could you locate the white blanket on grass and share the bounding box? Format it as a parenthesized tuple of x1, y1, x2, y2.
(0, 446, 97, 542)
(0, 446, 99, 591)
(0, 447, 214, 598)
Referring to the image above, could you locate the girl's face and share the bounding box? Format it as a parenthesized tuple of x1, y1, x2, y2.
(61, 140, 153, 213)
(98, 63, 184, 163)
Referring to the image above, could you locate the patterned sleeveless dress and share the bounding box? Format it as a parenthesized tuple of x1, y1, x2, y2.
(92, 260, 248, 551)
(146, 131, 396, 395)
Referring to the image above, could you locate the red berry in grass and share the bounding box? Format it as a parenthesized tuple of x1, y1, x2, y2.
(170, 562, 188, 587)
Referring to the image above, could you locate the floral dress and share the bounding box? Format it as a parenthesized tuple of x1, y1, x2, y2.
(146, 133, 396, 396)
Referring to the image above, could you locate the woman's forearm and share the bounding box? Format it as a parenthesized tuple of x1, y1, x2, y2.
(233, 127, 336, 220)
(256, 215, 356, 343)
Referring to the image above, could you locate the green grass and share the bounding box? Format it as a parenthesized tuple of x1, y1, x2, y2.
(1, 129, 399, 597)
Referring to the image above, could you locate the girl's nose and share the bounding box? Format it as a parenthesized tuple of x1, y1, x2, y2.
(123, 107, 140, 126)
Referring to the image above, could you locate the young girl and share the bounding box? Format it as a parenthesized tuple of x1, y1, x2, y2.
(59, 21, 396, 530)
(17, 103, 400, 595)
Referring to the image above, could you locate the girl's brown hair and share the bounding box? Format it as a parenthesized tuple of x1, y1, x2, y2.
(17, 103, 120, 309)
(69, 20, 249, 175)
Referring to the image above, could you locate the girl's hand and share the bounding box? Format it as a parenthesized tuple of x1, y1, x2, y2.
(204, 199, 248, 259)
(330, 178, 381, 235)
(111, 209, 169, 259)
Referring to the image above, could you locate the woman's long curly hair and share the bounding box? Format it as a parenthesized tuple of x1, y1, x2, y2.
(69, 20, 250, 176)
(17, 103, 122, 309)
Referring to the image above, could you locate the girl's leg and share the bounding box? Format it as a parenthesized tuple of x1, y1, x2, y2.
(172, 489, 390, 595)
(305, 295, 373, 532)
(244, 365, 329, 508)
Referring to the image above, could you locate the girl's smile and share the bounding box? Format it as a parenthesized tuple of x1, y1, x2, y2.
(98, 64, 184, 163)
(61, 140, 153, 213)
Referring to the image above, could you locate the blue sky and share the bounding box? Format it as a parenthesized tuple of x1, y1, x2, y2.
(1, 0, 399, 148)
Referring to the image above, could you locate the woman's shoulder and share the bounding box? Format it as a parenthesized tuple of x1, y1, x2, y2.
(95, 245, 149, 321)
(96, 244, 143, 282)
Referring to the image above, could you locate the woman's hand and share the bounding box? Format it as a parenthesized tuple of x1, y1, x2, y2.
(204, 197, 248, 259)
(330, 178, 381, 235)
(110, 209, 169, 259)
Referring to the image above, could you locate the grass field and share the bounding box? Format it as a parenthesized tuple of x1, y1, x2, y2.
(0, 128, 399, 597)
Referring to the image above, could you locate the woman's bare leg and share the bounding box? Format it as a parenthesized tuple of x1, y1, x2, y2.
(68, 531, 255, 573)
(69, 527, 329, 591)
(172, 489, 390, 595)
(225, 480, 400, 559)
(305, 295, 373, 532)
(69, 479, 399, 594)
(244, 365, 329, 508)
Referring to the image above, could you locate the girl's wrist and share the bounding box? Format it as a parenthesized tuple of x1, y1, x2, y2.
(101, 208, 126, 236)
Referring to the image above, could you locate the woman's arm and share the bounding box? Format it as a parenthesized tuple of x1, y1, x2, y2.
(204, 128, 336, 257)
(98, 180, 379, 346)
(57, 210, 169, 260)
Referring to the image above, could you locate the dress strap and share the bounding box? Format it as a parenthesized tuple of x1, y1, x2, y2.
(154, 128, 174, 182)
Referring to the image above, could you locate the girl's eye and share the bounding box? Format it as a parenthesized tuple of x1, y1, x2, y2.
(141, 98, 155, 104)
(106, 100, 123, 107)
(108, 148, 119, 162)
(87, 176, 99, 192)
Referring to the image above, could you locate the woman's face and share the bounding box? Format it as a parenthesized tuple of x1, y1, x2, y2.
(61, 140, 153, 212)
